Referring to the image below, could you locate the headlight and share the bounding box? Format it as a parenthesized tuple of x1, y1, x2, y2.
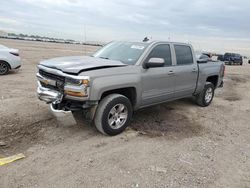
(64, 77, 90, 98)
(65, 77, 90, 86)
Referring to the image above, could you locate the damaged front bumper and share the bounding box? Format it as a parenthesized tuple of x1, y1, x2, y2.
(37, 82, 63, 104)
(36, 66, 97, 118)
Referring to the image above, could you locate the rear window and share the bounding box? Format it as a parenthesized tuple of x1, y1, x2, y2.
(174, 45, 193, 65)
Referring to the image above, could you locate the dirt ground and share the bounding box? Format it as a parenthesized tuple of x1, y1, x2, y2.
(0, 38, 250, 188)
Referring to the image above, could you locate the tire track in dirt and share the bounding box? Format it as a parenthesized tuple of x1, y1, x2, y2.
(130, 104, 205, 139)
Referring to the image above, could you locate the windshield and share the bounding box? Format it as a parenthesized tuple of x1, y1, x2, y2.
(93, 41, 149, 65)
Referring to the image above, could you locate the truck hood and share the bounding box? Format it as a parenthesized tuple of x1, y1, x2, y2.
(39, 56, 127, 74)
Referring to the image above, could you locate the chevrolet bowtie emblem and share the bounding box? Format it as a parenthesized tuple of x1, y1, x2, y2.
(40, 78, 56, 86)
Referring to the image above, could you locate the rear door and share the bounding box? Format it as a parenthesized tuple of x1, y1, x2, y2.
(141, 43, 175, 106)
(173, 44, 198, 98)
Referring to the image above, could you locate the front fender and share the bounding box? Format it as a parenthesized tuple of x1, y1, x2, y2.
(89, 74, 142, 106)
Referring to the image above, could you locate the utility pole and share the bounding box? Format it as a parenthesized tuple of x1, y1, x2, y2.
(84, 24, 87, 55)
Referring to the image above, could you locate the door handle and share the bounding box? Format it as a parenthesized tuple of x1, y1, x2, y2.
(192, 68, 198, 72)
(168, 70, 175, 75)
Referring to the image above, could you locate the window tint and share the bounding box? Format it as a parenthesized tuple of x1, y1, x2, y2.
(147, 44, 172, 66)
(174, 45, 193, 65)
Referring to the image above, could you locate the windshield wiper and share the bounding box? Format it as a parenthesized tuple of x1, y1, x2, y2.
(99, 56, 109, 60)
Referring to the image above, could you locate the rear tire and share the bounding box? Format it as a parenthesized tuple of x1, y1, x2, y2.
(0, 61, 10, 75)
(94, 94, 132, 136)
(195, 82, 215, 107)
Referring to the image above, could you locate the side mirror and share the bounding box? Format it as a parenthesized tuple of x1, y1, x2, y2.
(145, 58, 165, 68)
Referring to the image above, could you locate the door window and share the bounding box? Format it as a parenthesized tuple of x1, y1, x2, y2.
(146, 44, 172, 66)
(174, 45, 193, 65)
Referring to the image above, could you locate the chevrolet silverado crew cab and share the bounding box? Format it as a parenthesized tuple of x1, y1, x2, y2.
(37, 41, 224, 136)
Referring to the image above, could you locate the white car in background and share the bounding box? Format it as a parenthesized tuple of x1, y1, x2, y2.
(0, 44, 21, 75)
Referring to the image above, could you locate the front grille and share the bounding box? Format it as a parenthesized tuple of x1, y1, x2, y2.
(39, 69, 65, 91)
(39, 69, 65, 83)
(41, 82, 60, 91)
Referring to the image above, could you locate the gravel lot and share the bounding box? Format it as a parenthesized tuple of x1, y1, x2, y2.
(0, 38, 250, 188)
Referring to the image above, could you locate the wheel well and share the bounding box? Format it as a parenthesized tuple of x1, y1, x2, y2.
(206, 75, 218, 87)
(101, 87, 137, 107)
(0, 60, 11, 69)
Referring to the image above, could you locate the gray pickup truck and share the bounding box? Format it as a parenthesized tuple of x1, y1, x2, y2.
(37, 41, 224, 135)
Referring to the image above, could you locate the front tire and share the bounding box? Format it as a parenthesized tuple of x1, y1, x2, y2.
(195, 82, 215, 107)
(0, 61, 10, 75)
(94, 94, 132, 136)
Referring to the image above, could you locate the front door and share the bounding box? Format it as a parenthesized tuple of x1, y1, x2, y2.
(141, 44, 175, 106)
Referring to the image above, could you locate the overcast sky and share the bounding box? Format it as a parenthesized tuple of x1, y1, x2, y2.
(0, 0, 250, 56)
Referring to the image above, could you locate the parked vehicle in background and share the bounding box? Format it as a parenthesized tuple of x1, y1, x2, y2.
(36, 41, 225, 136)
(217, 54, 224, 61)
(224, 53, 243, 65)
(0, 44, 21, 75)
